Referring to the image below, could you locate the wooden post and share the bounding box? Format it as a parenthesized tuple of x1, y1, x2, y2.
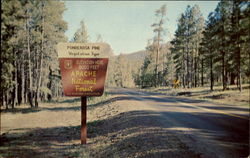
(81, 96, 87, 144)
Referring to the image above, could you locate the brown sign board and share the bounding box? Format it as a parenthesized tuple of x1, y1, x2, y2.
(57, 43, 110, 96)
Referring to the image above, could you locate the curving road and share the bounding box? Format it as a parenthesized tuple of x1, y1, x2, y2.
(109, 88, 249, 158)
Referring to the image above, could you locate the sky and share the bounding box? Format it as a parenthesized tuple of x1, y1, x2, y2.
(63, 1, 219, 55)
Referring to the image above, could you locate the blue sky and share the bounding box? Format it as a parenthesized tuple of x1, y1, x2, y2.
(63, 1, 219, 55)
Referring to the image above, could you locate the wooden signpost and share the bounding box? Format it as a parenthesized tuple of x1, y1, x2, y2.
(57, 43, 110, 144)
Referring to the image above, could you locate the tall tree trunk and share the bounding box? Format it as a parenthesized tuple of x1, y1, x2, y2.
(47, 66, 53, 101)
(17, 61, 22, 105)
(235, 1, 242, 92)
(15, 60, 18, 106)
(35, 2, 45, 107)
(0, 40, 3, 108)
(5, 93, 8, 109)
(222, 51, 226, 90)
(27, 17, 34, 107)
(192, 52, 195, 88)
(195, 43, 199, 87)
(225, 62, 229, 89)
(237, 47, 242, 92)
(0, 89, 3, 108)
(24, 74, 28, 103)
(210, 50, 214, 91)
(12, 56, 18, 108)
(35, 51, 43, 107)
(221, 16, 227, 91)
(230, 73, 236, 85)
(186, 30, 191, 88)
(181, 48, 185, 88)
(201, 58, 204, 87)
(186, 49, 190, 88)
(162, 48, 165, 86)
(182, 74, 185, 88)
(155, 35, 160, 87)
(194, 57, 197, 87)
(21, 60, 25, 104)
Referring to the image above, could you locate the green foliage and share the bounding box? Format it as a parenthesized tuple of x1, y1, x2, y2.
(170, 1, 249, 91)
(200, 0, 249, 90)
(170, 5, 204, 88)
(1, 0, 24, 92)
(1, 0, 68, 107)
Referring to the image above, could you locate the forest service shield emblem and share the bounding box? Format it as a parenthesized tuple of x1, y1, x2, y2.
(64, 60, 72, 69)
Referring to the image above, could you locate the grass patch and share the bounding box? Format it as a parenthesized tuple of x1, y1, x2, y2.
(87, 120, 103, 134)
(87, 92, 111, 106)
(142, 84, 250, 107)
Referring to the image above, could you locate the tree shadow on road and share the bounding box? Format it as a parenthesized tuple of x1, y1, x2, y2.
(1, 107, 42, 114)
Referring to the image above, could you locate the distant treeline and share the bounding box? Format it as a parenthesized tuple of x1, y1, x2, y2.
(136, 1, 249, 91)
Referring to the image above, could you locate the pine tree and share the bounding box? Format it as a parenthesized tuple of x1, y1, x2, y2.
(72, 20, 89, 43)
(151, 4, 167, 86)
(239, 2, 250, 85)
(201, 12, 218, 90)
(170, 5, 204, 88)
(1, 0, 25, 108)
(171, 13, 186, 88)
(139, 40, 157, 88)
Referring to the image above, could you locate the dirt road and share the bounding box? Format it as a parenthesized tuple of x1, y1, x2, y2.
(1, 88, 249, 158)
(108, 88, 249, 158)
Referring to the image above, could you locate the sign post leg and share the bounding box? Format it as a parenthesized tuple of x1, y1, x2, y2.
(81, 96, 87, 145)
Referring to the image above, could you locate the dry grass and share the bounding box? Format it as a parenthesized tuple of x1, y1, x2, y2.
(143, 84, 250, 107)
